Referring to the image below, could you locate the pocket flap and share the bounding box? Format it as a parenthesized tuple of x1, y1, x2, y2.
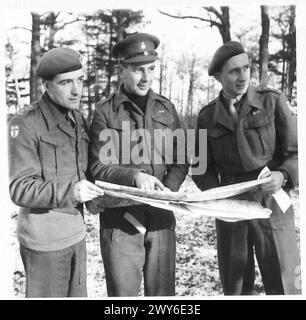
(152, 115, 174, 126)
(208, 125, 232, 138)
(244, 111, 273, 128)
(107, 124, 123, 131)
(41, 133, 65, 146)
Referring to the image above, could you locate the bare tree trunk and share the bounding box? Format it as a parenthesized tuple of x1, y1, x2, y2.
(159, 43, 166, 95)
(47, 12, 57, 49)
(30, 12, 42, 103)
(159, 60, 164, 96)
(220, 6, 231, 43)
(259, 5, 270, 87)
(287, 6, 296, 102)
(85, 19, 93, 123)
(180, 84, 184, 115)
(13, 77, 22, 112)
(281, 38, 286, 92)
(6, 41, 23, 111)
(106, 20, 113, 97)
(168, 72, 173, 101)
(187, 59, 196, 116)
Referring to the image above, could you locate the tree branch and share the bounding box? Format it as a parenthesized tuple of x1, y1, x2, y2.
(9, 26, 32, 32)
(57, 18, 81, 31)
(203, 6, 222, 20)
(157, 9, 221, 27)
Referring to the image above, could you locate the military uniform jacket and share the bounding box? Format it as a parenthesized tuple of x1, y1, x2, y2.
(192, 85, 298, 219)
(8, 92, 89, 251)
(89, 86, 188, 223)
(89, 86, 188, 191)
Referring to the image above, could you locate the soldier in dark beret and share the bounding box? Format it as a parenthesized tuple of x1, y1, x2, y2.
(8, 47, 104, 297)
(89, 33, 188, 296)
(192, 41, 300, 295)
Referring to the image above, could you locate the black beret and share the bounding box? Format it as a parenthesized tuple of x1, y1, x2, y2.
(35, 47, 83, 79)
(208, 41, 246, 76)
(112, 33, 160, 64)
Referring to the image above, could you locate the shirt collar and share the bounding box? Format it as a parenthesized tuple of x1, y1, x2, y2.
(221, 86, 262, 110)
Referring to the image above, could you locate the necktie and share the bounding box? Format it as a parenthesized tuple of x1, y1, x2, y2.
(228, 99, 238, 123)
(66, 111, 75, 129)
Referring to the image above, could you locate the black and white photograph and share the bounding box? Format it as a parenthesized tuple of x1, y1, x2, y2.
(0, 0, 305, 303)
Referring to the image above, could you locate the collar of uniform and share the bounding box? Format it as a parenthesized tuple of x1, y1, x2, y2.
(112, 84, 168, 113)
(214, 93, 235, 132)
(221, 90, 244, 107)
(246, 86, 262, 109)
(38, 92, 60, 130)
(38, 92, 78, 138)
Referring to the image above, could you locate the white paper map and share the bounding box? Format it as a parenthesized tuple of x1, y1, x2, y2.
(93, 178, 273, 222)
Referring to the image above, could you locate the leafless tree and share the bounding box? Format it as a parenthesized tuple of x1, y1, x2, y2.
(158, 6, 231, 43)
(259, 6, 270, 87)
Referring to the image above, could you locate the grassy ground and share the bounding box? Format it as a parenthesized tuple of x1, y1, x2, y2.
(12, 176, 300, 297)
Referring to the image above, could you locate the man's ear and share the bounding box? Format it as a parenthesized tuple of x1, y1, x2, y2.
(43, 80, 49, 91)
(118, 64, 125, 80)
(214, 72, 221, 83)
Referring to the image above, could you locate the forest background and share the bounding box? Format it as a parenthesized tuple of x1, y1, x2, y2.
(4, 3, 297, 125)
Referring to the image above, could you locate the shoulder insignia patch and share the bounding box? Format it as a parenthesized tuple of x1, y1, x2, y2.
(10, 124, 19, 138)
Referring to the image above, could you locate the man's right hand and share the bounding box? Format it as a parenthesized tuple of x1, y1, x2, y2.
(134, 172, 165, 191)
(74, 180, 104, 203)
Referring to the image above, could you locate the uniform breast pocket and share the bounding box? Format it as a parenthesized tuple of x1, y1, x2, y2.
(243, 110, 275, 157)
(152, 114, 174, 129)
(208, 125, 234, 162)
(40, 133, 73, 179)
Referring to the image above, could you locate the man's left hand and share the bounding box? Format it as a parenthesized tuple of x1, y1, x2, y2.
(260, 171, 284, 194)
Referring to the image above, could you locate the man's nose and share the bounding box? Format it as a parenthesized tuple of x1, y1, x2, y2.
(141, 70, 149, 81)
(71, 81, 80, 95)
(240, 69, 249, 81)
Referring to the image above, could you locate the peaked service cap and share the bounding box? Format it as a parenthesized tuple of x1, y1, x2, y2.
(112, 33, 160, 64)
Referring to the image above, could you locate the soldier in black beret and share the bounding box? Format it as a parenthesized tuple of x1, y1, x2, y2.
(8, 47, 104, 297)
(192, 41, 300, 295)
(89, 33, 188, 296)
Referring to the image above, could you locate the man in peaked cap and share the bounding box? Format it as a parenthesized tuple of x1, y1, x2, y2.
(8, 47, 104, 297)
(192, 41, 300, 295)
(89, 33, 188, 296)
